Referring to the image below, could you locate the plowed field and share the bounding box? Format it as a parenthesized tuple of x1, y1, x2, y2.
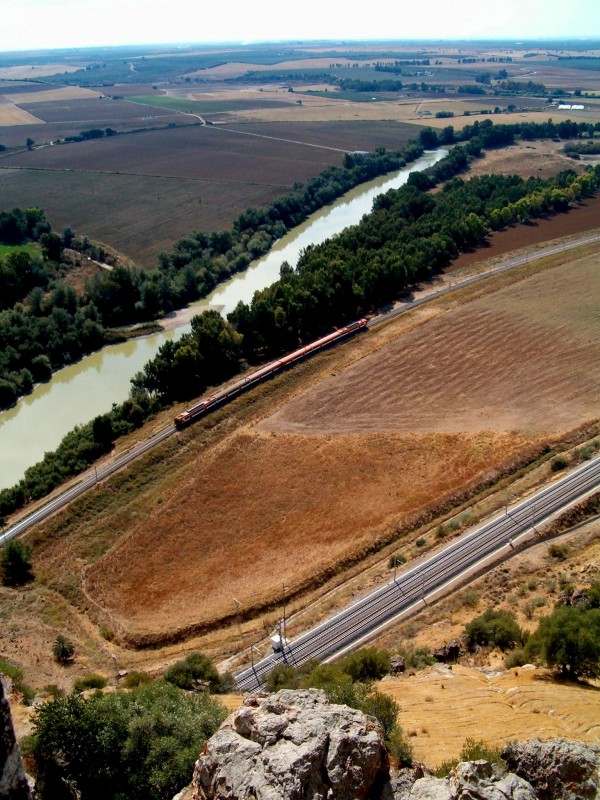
(82, 249, 600, 645)
(264, 257, 600, 436)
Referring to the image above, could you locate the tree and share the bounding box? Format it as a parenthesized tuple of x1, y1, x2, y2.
(52, 635, 75, 665)
(527, 606, 600, 679)
(30, 682, 226, 800)
(26, 138, 35, 150)
(0, 540, 34, 586)
(464, 608, 524, 651)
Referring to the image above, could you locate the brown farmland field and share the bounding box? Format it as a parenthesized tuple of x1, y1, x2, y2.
(78, 247, 600, 645)
(0, 119, 418, 264)
(0, 169, 288, 267)
(0, 124, 345, 181)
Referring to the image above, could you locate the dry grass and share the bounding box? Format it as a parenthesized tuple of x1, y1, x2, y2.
(265, 255, 600, 436)
(84, 429, 531, 643)
(0, 100, 42, 126)
(8, 86, 103, 104)
(78, 249, 600, 646)
(381, 664, 600, 769)
(0, 64, 82, 80)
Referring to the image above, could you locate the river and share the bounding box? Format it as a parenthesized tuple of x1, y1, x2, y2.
(0, 149, 446, 489)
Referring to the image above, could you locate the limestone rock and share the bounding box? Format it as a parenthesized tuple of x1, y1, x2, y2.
(502, 738, 600, 800)
(193, 689, 388, 800)
(0, 678, 31, 799)
(450, 760, 536, 799)
(390, 655, 406, 675)
(433, 639, 464, 664)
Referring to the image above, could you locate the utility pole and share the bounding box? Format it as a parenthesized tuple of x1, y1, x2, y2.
(233, 597, 242, 646)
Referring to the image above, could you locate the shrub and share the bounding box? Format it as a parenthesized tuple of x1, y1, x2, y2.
(0, 658, 35, 704)
(526, 605, 600, 678)
(460, 737, 503, 765)
(52, 635, 75, 665)
(265, 663, 299, 692)
(73, 674, 107, 693)
(434, 737, 503, 777)
(164, 652, 228, 693)
(389, 553, 406, 569)
(30, 682, 226, 800)
(415, 537, 426, 548)
(339, 648, 391, 683)
(461, 589, 479, 608)
(464, 609, 524, 651)
(387, 723, 414, 766)
(399, 645, 435, 671)
(551, 455, 569, 472)
(123, 671, 152, 689)
(548, 543, 568, 561)
(0, 540, 34, 586)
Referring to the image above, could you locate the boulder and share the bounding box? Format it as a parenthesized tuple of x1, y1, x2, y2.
(502, 738, 600, 800)
(391, 655, 406, 675)
(433, 639, 464, 664)
(0, 679, 31, 799)
(193, 689, 388, 800)
(450, 760, 536, 799)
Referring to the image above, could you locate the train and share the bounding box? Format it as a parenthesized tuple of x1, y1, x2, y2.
(174, 318, 368, 429)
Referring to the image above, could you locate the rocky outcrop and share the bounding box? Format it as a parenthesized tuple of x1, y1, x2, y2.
(0, 678, 31, 800)
(193, 687, 600, 800)
(391, 761, 536, 800)
(432, 639, 464, 664)
(502, 738, 600, 800)
(192, 689, 388, 800)
(390, 655, 406, 675)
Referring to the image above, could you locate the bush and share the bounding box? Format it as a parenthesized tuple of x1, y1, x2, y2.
(464, 609, 524, 651)
(548, 543, 568, 561)
(0, 540, 34, 586)
(387, 722, 414, 766)
(122, 671, 152, 689)
(389, 553, 406, 569)
(164, 652, 230, 693)
(460, 737, 504, 764)
(435, 737, 503, 776)
(339, 648, 391, 683)
(0, 657, 35, 704)
(73, 674, 107, 693)
(30, 682, 226, 800)
(551, 455, 569, 472)
(461, 589, 480, 608)
(265, 663, 299, 692)
(399, 645, 435, 671)
(52, 635, 75, 665)
(526, 605, 600, 679)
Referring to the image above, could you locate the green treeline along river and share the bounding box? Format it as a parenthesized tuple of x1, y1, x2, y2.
(0, 149, 446, 490)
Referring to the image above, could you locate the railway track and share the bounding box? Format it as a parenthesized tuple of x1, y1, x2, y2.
(234, 454, 600, 691)
(2, 232, 599, 546)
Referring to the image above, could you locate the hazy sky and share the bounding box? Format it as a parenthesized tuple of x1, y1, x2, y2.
(1, 0, 599, 53)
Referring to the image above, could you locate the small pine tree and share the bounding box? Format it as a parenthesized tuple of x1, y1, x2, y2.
(0, 540, 34, 586)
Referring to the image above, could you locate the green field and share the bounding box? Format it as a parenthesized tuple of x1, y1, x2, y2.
(0, 242, 38, 260)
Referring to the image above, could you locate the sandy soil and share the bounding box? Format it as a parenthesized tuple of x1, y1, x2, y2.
(382, 664, 600, 768)
(0, 99, 43, 126)
(0, 64, 82, 80)
(467, 139, 586, 181)
(8, 86, 103, 104)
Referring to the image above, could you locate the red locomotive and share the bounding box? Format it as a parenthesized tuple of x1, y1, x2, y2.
(174, 318, 368, 429)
